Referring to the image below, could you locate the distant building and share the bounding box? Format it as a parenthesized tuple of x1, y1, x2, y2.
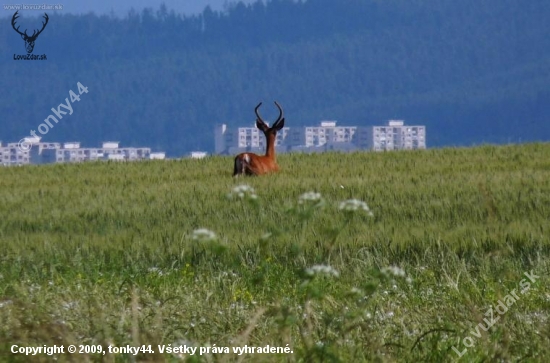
(214, 119, 426, 154)
(0, 136, 61, 165)
(214, 122, 289, 155)
(0, 145, 33, 166)
(53, 142, 151, 163)
(189, 151, 208, 159)
(0, 138, 165, 166)
(357, 120, 426, 151)
(107, 154, 125, 161)
(149, 152, 166, 160)
(287, 121, 357, 151)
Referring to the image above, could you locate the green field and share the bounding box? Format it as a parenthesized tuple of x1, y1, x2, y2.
(1, 144, 549, 362)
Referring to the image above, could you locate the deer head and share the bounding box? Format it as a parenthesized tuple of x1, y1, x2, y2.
(233, 101, 286, 176)
(12, 11, 49, 54)
(253, 101, 285, 144)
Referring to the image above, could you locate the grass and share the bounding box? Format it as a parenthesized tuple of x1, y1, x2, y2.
(0, 143, 549, 362)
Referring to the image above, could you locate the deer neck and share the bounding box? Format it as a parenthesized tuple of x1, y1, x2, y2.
(265, 133, 277, 159)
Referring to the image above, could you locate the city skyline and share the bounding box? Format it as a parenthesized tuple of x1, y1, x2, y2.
(215, 120, 426, 155)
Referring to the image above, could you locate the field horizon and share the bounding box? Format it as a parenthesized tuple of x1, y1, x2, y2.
(1, 143, 549, 362)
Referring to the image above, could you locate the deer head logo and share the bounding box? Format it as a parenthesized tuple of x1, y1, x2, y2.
(11, 11, 49, 54)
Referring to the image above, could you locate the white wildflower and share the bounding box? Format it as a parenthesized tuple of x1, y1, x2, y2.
(305, 264, 340, 278)
(0, 300, 13, 308)
(228, 184, 257, 199)
(62, 301, 78, 310)
(148, 267, 164, 276)
(381, 266, 406, 277)
(261, 232, 273, 241)
(338, 199, 373, 216)
(426, 288, 433, 296)
(298, 191, 323, 205)
(192, 228, 217, 242)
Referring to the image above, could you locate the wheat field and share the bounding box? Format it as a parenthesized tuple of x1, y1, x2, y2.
(1, 144, 549, 362)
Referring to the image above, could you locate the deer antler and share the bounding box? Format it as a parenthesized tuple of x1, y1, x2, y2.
(254, 102, 265, 123)
(274, 101, 283, 124)
(32, 13, 49, 39)
(11, 11, 48, 40)
(11, 11, 26, 37)
(255, 101, 284, 125)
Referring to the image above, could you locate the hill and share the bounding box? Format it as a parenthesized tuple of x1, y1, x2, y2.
(1, 0, 549, 156)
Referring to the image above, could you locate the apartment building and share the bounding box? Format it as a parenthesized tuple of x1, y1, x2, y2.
(215, 120, 426, 154)
(287, 121, 357, 150)
(0, 137, 164, 166)
(48, 142, 152, 163)
(0, 137, 59, 166)
(0, 145, 34, 166)
(214, 123, 289, 155)
(357, 120, 426, 151)
(189, 151, 208, 159)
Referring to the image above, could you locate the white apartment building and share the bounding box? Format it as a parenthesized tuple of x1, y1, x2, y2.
(288, 121, 357, 149)
(357, 120, 426, 151)
(50, 142, 152, 163)
(214, 123, 289, 155)
(0, 145, 34, 166)
(150, 152, 166, 160)
(1, 137, 60, 166)
(215, 121, 360, 154)
(189, 151, 208, 159)
(0, 137, 164, 166)
(215, 120, 425, 154)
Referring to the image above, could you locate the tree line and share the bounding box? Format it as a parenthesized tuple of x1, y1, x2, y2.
(0, 0, 549, 156)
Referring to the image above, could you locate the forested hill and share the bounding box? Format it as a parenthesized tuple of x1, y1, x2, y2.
(1, 0, 549, 156)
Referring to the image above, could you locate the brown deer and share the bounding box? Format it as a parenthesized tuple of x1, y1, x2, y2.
(233, 101, 285, 176)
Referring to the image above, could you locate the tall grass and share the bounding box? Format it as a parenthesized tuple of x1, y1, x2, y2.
(0, 143, 549, 362)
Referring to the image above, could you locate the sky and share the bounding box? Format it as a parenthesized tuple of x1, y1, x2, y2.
(2, 0, 258, 18)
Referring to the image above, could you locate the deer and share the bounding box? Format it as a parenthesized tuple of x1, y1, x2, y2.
(11, 11, 49, 54)
(233, 101, 285, 176)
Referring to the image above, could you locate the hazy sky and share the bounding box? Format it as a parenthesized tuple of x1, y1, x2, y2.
(2, 0, 258, 17)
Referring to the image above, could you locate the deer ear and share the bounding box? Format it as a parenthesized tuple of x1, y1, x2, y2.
(256, 119, 269, 132)
(272, 118, 285, 131)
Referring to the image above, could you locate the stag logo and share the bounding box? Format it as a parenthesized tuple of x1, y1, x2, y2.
(11, 11, 49, 54)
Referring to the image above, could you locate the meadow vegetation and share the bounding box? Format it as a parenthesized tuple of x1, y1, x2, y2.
(1, 143, 549, 362)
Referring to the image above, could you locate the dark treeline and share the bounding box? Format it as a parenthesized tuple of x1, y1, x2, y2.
(0, 0, 549, 156)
